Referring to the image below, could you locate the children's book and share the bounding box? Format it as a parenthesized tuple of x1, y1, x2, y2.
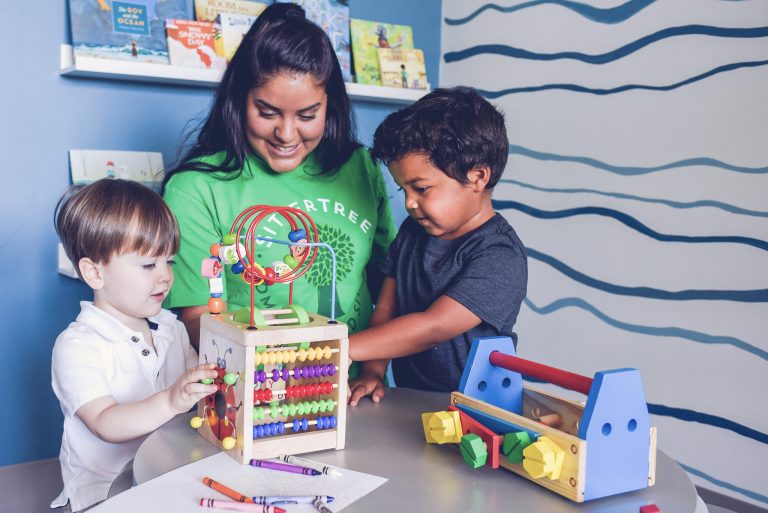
(194, 0, 266, 22)
(350, 19, 414, 85)
(377, 48, 428, 89)
(166, 19, 227, 69)
(218, 12, 257, 61)
(275, 0, 351, 82)
(68, 0, 191, 64)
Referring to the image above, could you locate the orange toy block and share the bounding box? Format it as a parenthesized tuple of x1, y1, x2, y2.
(449, 405, 502, 469)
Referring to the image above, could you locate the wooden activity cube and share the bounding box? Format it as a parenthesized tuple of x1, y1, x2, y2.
(196, 310, 348, 464)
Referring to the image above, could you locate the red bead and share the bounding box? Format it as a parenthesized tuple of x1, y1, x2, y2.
(264, 267, 276, 286)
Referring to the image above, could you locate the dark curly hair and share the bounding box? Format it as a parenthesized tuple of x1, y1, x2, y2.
(371, 87, 508, 188)
(163, 3, 357, 190)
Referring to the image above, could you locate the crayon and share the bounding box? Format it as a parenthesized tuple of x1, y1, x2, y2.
(313, 498, 336, 513)
(202, 476, 254, 503)
(252, 495, 335, 505)
(200, 498, 286, 513)
(249, 458, 321, 476)
(278, 454, 343, 477)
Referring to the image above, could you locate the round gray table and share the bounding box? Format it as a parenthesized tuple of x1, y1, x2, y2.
(133, 388, 699, 513)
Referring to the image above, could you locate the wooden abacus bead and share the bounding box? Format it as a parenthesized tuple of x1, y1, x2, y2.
(254, 407, 266, 420)
(254, 370, 267, 383)
(208, 297, 225, 314)
(286, 349, 297, 363)
(201, 258, 222, 278)
(322, 346, 332, 360)
(297, 348, 308, 362)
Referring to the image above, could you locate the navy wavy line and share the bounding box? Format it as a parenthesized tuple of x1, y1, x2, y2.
(523, 297, 768, 361)
(493, 200, 768, 252)
(499, 179, 768, 218)
(477, 59, 768, 97)
(526, 247, 768, 302)
(508, 144, 768, 175)
(444, 26, 768, 64)
(445, 0, 655, 25)
(679, 463, 768, 504)
(648, 404, 768, 445)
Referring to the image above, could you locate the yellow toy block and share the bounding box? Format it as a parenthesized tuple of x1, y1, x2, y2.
(422, 411, 463, 444)
(523, 436, 565, 480)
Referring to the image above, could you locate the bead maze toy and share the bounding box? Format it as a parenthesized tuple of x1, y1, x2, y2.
(190, 205, 349, 464)
(422, 336, 657, 502)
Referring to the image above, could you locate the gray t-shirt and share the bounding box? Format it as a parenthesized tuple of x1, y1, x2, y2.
(381, 213, 527, 392)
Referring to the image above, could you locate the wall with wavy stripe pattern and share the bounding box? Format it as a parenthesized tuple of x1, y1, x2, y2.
(440, 0, 768, 507)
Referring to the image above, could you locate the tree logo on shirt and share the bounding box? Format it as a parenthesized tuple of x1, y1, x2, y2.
(306, 224, 353, 317)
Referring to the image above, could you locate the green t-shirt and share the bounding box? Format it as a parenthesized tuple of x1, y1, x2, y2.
(163, 148, 396, 334)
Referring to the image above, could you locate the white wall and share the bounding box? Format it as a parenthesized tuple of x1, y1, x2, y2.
(441, 0, 768, 507)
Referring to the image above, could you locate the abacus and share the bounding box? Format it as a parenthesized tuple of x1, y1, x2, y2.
(190, 205, 349, 464)
(422, 336, 656, 502)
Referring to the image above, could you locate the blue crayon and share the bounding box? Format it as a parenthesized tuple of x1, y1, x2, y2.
(252, 496, 335, 505)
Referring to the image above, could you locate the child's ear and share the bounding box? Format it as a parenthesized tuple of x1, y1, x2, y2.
(467, 165, 492, 192)
(79, 257, 105, 290)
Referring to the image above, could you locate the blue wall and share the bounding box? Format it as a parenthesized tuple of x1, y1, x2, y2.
(0, 0, 440, 467)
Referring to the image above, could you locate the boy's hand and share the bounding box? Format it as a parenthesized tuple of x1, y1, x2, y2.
(348, 367, 386, 407)
(168, 363, 217, 413)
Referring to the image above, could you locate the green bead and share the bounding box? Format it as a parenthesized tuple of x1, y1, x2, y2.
(283, 255, 299, 269)
(326, 399, 335, 411)
(318, 400, 327, 413)
(223, 372, 238, 386)
(200, 378, 214, 385)
(222, 233, 237, 245)
(310, 401, 319, 414)
(287, 403, 297, 416)
(270, 404, 279, 419)
(254, 407, 265, 421)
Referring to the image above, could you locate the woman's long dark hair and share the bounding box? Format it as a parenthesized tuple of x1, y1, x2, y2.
(163, 3, 358, 191)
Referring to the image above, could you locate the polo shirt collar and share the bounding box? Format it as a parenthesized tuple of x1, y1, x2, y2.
(75, 301, 171, 344)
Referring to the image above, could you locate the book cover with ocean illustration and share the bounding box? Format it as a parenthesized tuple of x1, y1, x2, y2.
(68, 0, 191, 64)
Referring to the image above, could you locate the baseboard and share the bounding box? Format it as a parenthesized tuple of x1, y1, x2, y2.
(697, 486, 768, 513)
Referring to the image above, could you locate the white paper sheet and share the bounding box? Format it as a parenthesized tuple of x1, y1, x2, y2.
(92, 453, 387, 513)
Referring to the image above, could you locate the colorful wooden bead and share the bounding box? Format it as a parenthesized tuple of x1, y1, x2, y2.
(288, 229, 307, 242)
(209, 278, 224, 295)
(222, 233, 237, 245)
(219, 243, 245, 265)
(263, 267, 275, 286)
(231, 260, 245, 274)
(283, 255, 299, 269)
(201, 258, 222, 278)
(290, 239, 308, 259)
(222, 436, 236, 450)
(241, 264, 265, 286)
(200, 378, 214, 385)
(271, 260, 292, 277)
(209, 243, 222, 257)
(223, 372, 238, 386)
(208, 297, 225, 314)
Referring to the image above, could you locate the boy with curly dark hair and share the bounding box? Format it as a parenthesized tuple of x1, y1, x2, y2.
(348, 87, 528, 403)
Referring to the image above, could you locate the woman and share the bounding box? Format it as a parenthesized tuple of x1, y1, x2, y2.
(163, 3, 396, 352)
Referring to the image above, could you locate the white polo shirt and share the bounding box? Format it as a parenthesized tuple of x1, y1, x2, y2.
(51, 301, 198, 511)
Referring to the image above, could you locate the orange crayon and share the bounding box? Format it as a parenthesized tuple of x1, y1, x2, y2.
(202, 476, 253, 503)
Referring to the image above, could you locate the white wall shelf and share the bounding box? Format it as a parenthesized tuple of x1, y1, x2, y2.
(59, 44, 428, 105)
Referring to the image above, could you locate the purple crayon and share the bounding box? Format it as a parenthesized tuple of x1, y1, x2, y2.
(249, 458, 321, 476)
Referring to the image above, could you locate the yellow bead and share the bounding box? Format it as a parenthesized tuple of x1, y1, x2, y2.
(323, 346, 332, 359)
(222, 437, 236, 450)
(307, 347, 316, 361)
(254, 353, 262, 366)
(190, 416, 203, 429)
(297, 348, 307, 362)
(287, 350, 297, 363)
